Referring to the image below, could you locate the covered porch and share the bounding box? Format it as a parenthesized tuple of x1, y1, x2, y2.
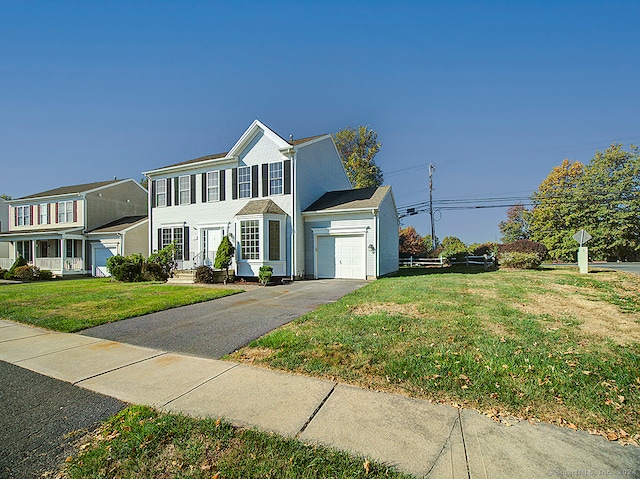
(0, 229, 87, 276)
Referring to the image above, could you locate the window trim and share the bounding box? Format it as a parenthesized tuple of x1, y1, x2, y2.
(238, 166, 252, 199)
(207, 171, 220, 202)
(57, 201, 74, 223)
(240, 219, 260, 260)
(16, 205, 31, 226)
(156, 179, 167, 207)
(39, 203, 48, 225)
(269, 162, 283, 196)
(178, 175, 191, 205)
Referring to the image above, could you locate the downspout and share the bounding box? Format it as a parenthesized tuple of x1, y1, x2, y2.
(147, 175, 152, 255)
(291, 150, 297, 281)
(374, 208, 380, 278)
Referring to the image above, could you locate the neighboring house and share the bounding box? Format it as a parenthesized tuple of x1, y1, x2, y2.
(0, 179, 148, 276)
(144, 120, 399, 280)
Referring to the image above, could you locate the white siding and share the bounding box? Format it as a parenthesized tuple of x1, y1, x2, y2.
(377, 190, 400, 276)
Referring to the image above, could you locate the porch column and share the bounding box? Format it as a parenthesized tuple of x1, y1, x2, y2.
(30, 240, 35, 266)
(82, 238, 86, 274)
(60, 237, 66, 274)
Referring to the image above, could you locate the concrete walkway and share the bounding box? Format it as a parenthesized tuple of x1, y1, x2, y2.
(1, 320, 638, 478)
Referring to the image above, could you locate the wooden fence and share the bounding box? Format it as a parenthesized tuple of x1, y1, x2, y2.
(400, 255, 496, 269)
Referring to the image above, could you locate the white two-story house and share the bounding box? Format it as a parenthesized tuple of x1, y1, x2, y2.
(0, 179, 148, 276)
(144, 120, 398, 280)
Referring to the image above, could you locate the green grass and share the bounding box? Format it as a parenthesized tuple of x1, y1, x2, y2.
(229, 267, 640, 441)
(0, 278, 241, 332)
(59, 405, 412, 479)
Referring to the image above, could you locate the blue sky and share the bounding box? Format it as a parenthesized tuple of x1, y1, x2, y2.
(1, 0, 638, 244)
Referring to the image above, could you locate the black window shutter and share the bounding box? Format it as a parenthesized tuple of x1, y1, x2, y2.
(190, 175, 196, 204)
(174, 177, 179, 205)
(166, 179, 172, 206)
(183, 226, 190, 259)
(284, 159, 292, 195)
(151, 180, 156, 208)
(232, 168, 238, 200)
(262, 164, 269, 197)
(201, 173, 207, 202)
(220, 170, 226, 201)
(251, 165, 259, 198)
(157, 229, 162, 251)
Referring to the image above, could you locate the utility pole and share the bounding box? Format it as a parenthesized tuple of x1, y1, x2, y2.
(429, 163, 436, 250)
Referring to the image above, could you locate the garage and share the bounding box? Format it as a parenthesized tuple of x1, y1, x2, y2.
(92, 244, 117, 277)
(316, 234, 365, 279)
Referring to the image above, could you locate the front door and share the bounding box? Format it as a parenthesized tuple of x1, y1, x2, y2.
(204, 229, 223, 267)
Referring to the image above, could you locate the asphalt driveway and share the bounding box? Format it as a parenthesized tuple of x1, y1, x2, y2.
(82, 279, 366, 359)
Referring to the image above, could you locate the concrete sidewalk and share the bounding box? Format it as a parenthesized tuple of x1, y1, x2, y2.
(1, 320, 638, 478)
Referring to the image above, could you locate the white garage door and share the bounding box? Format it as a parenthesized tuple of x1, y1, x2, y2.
(94, 245, 117, 277)
(317, 235, 365, 279)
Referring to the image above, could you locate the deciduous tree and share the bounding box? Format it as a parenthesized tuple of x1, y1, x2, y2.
(530, 159, 584, 261)
(333, 126, 383, 188)
(399, 226, 426, 255)
(499, 203, 532, 243)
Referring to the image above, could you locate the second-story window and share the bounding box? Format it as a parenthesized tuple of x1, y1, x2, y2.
(16, 206, 31, 226)
(179, 176, 190, 205)
(58, 201, 74, 223)
(207, 171, 220, 202)
(269, 162, 283, 195)
(238, 166, 251, 199)
(156, 179, 167, 207)
(39, 204, 48, 224)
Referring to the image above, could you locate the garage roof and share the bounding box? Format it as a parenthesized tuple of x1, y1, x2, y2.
(304, 186, 390, 212)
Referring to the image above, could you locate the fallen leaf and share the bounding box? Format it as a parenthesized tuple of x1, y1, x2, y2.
(364, 459, 371, 475)
(212, 473, 221, 479)
(606, 431, 619, 441)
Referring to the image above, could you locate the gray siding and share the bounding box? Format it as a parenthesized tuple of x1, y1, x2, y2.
(123, 222, 149, 257)
(86, 180, 148, 231)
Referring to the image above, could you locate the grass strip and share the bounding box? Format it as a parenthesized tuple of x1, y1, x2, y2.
(0, 278, 241, 332)
(229, 267, 640, 441)
(60, 405, 412, 479)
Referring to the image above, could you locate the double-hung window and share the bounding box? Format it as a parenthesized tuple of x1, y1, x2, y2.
(16, 206, 31, 226)
(238, 166, 251, 199)
(57, 201, 73, 223)
(155, 179, 167, 207)
(179, 176, 190, 205)
(240, 220, 259, 260)
(39, 204, 48, 224)
(207, 171, 220, 202)
(269, 162, 283, 195)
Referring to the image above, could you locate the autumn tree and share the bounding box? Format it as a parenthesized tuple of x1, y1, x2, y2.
(530, 159, 584, 261)
(530, 144, 640, 261)
(577, 144, 640, 261)
(399, 226, 427, 255)
(0, 194, 11, 200)
(333, 126, 383, 188)
(498, 203, 532, 243)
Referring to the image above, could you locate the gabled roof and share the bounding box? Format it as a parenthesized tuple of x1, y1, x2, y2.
(87, 215, 148, 234)
(17, 179, 128, 200)
(304, 186, 391, 212)
(236, 199, 287, 216)
(146, 120, 330, 174)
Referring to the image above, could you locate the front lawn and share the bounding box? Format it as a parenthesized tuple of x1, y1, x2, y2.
(0, 278, 241, 332)
(59, 405, 411, 479)
(229, 267, 640, 443)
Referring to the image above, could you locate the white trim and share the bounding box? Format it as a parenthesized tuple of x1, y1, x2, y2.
(303, 207, 379, 217)
(311, 226, 370, 236)
(144, 156, 237, 176)
(228, 120, 290, 158)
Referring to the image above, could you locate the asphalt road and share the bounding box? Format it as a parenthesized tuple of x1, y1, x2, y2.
(82, 279, 366, 359)
(588, 262, 640, 275)
(0, 361, 125, 479)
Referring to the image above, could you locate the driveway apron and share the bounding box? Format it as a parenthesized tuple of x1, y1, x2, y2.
(82, 279, 366, 359)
